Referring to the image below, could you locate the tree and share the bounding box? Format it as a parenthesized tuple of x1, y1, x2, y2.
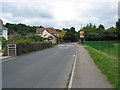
(62, 27, 79, 42)
(1, 36, 7, 49)
(5, 23, 42, 35)
(96, 24, 105, 40)
(104, 27, 118, 40)
(60, 30, 66, 38)
(70, 27, 76, 33)
(29, 35, 45, 42)
(116, 19, 120, 40)
(60, 30, 66, 41)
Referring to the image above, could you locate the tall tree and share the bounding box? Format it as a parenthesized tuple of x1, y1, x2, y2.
(70, 27, 76, 33)
(60, 30, 66, 38)
(116, 19, 120, 40)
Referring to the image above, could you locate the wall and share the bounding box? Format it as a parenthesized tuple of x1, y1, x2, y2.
(3, 30, 8, 40)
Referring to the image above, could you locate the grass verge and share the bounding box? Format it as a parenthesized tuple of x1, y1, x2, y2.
(52, 44, 58, 48)
(84, 46, 118, 89)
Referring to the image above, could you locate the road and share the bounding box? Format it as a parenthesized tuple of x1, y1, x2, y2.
(2, 43, 76, 88)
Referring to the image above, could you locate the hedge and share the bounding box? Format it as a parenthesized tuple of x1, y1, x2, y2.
(5, 41, 52, 56)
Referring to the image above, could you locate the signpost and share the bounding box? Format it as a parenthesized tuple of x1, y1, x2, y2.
(80, 30, 85, 44)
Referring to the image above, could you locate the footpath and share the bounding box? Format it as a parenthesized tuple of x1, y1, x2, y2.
(0, 52, 12, 61)
(72, 44, 111, 88)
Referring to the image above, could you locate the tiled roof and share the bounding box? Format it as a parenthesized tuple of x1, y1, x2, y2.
(0, 19, 3, 24)
(8, 34, 21, 40)
(25, 33, 35, 38)
(36, 28, 58, 36)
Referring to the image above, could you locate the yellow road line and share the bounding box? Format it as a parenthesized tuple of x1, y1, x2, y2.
(0, 57, 16, 63)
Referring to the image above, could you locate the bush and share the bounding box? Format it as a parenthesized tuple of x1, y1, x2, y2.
(0, 36, 7, 49)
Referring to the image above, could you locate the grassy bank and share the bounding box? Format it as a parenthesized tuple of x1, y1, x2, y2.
(84, 46, 118, 89)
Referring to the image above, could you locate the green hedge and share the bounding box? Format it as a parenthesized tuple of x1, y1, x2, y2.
(5, 41, 52, 56)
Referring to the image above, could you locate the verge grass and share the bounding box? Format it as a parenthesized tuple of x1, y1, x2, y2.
(85, 46, 118, 89)
(52, 44, 58, 48)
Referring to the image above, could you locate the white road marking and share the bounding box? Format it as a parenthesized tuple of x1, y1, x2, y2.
(68, 50, 77, 89)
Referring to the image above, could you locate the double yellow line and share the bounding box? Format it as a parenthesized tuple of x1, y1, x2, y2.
(0, 57, 16, 63)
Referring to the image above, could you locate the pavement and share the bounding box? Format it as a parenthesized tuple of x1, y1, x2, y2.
(0, 52, 12, 61)
(2, 43, 76, 88)
(72, 44, 110, 88)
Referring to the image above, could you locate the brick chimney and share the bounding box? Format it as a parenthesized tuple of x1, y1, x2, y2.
(0, 19, 3, 24)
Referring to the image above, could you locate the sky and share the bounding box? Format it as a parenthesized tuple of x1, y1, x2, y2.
(0, 0, 119, 31)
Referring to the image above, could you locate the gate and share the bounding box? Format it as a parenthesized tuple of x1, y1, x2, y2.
(7, 44, 17, 56)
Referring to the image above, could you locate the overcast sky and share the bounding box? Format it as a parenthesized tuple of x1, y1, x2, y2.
(0, 0, 119, 31)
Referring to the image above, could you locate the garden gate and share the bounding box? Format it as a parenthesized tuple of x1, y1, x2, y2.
(7, 44, 17, 56)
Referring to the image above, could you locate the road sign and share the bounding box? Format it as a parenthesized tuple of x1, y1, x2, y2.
(80, 30, 84, 38)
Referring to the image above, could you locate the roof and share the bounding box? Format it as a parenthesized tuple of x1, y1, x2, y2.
(0, 19, 3, 24)
(25, 33, 35, 38)
(0, 19, 8, 31)
(8, 34, 21, 40)
(36, 28, 58, 36)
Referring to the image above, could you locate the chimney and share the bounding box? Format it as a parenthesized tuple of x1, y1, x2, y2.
(0, 19, 3, 24)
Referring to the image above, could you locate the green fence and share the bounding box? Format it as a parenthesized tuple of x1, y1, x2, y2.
(85, 41, 120, 58)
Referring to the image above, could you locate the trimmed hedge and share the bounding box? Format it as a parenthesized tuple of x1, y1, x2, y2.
(5, 41, 52, 56)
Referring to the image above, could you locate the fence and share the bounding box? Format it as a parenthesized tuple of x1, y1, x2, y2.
(85, 41, 120, 58)
(6, 41, 52, 56)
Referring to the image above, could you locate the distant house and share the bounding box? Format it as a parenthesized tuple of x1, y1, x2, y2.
(25, 33, 35, 38)
(8, 33, 21, 40)
(0, 19, 8, 50)
(36, 28, 59, 44)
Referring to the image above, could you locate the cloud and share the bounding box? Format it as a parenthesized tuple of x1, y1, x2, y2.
(2, 2, 54, 19)
(1, 0, 119, 31)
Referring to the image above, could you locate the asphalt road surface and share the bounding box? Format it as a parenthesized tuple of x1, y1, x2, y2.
(2, 43, 76, 88)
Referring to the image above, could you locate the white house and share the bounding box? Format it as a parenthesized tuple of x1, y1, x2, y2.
(36, 28, 59, 44)
(0, 19, 8, 50)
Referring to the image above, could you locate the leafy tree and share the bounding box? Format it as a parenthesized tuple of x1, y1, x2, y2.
(96, 24, 105, 40)
(28, 35, 45, 42)
(63, 28, 70, 32)
(104, 27, 118, 40)
(5, 23, 39, 35)
(60, 30, 66, 41)
(116, 19, 120, 40)
(1, 36, 7, 49)
(70, 27, 76, 33)
(63, 27, 78, 42)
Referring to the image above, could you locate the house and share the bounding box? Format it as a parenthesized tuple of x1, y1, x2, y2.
(8, 33, 21, 40)
(25, 33, 35, 38)
(0, 19, 8, 50)
(36, 28, 59, 44)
